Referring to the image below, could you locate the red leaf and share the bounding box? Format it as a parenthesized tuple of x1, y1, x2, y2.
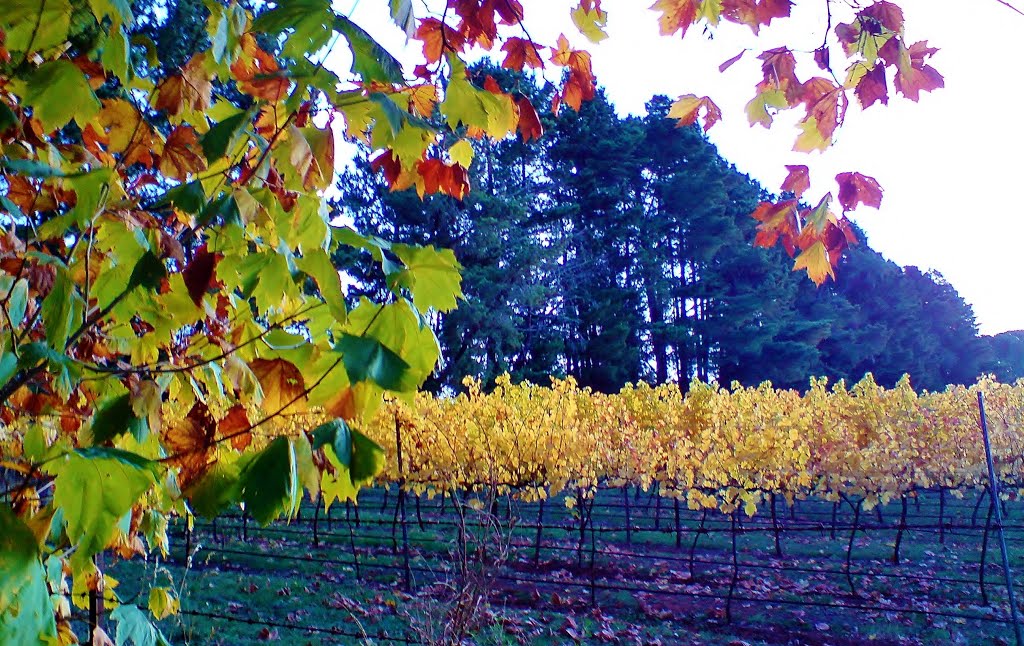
(718, 50, 746, 73)
(855, 65, 888, 109)
(780, 165, 809, 197)
(835, 171, 883, 212)
(516, 96, 543, 142)
(860, 1, 904, 34)
(182, 245, 221, 307)
(813, 45, 829, 71)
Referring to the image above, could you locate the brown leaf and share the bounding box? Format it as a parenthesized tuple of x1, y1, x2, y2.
(835, 171, 883, 212)
(163, 402, 216, 489)
(501, 37, 544, 70)
(219, 404, 253, 451)
(181, 245, 221, 307)
(855, 65, 888, 109)
(159, 125, 206, 181)
(250, 358, 308, 415)
(780, 164, 809, 197)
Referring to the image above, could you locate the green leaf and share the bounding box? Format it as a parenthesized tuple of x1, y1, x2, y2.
(88, 0, 133, 26)
(0, 104, 16, 132)
(66, 169, 113, 228)
(127, 251, 167, 292)
(156, 180, 206, 215)
(100, 26, 131, 81)
(90, 394, 149, 445)
(200, 107, 254, 163)
(314, 419, 385, 509)
(111, 604, 169, 646)
(0, 507, 58, 645)
(186, 461, 243, 518)
(253, 0, 333, 60)
(0, 157, 65, 178)
(50, 448, 158, 572)
(2, 0, 72, 53)
(345, 299, 439, 386)
(334, 15, 405, 84)
(17, 342, 81, 399)
(239, 437, 301, 525)
(23, 60, 101, 132)
(41, 267, 75, 350)
(0, 353, 17, 391)
(7, 278, 29, 328)
(389, 0, 415, 36)
(336, 333, 417, 392)
(391, 243, 464, 313)
(197, 193, 241, 228)
(295, 249, 346, 324)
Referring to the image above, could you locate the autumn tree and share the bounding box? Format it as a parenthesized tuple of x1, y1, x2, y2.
(0, 0, 959, 642)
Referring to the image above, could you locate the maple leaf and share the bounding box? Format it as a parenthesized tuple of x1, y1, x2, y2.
(835, 171, 883, 212)
(154, 54, 212, 116)
(745, 87, 787, 127)
(96, 99, 142, 153)
(758, 48, 800, 101)
(781, 164, 809, 197)
(860, 1, 904, 35)
(415, 158, 470, 200)
(403, 84, 438, 117)
(250, 358, 308, 415)
(756, 0, 792, 25)
(516, 96, 543, 142)
(854, 65, 888, 108)
(751, 199, 798, 253)
(888, 40, 944, 101)
(218, 404, 252, 451)
(415, 18, 465, 63)
(668, 94, 722, 132)
(651, 0, 700, 37)
(158, 125, 206, 181)
(181, 244, 222, 306)
(500, 37, 544, 70)
(163, 402, 216, 489)
(230, 34, 290, 102)
(571, 4, 609, 43)
(792, 240, 835, 285)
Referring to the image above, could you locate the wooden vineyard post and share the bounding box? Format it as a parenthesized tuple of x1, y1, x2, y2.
(88, 552, 105, 641)
(770, 493, 783, 558)
(623, 487, 632, 547)
(978, 391, 1024, 646)
(395, 413, 412, 592)
(533, 497, 545, 564)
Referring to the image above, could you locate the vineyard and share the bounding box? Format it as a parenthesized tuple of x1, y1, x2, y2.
(29, 374, 1024, 643)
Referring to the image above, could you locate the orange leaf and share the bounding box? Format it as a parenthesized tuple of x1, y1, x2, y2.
(218, 404, 252, 451)
(159, 125, 206, 181)
(162, 402, 215, 489)
(668, 94, 722, 131)
(781, 165, 809, 197)
(250, 358, 308, 415)
(650, 0, 700, 37)
(230, 34, 290, 102)
(501, 37, 545, 70)
(415, 18, 465, 63)
(515, 96, 543, 142)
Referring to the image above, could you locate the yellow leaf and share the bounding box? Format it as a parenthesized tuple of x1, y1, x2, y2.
(148, 587, 180, 620)
(448, 140, 474, 168)
(792, 241, 835, 285)
(571, 5, 609, 43)
(793, 116, 830, 152)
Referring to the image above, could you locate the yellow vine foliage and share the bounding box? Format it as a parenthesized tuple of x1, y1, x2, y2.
(353, 375, 1024, 515)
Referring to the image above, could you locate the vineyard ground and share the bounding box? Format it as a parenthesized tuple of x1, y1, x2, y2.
(100, 488, 1024, 645)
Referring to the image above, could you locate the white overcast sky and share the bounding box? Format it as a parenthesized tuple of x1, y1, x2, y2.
(341, 0, 1024, 335)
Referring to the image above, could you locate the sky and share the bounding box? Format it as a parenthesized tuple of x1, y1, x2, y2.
(342, 0, 1024, 335)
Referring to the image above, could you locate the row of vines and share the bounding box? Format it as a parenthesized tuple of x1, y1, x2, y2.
(358, 375, 1024, 515)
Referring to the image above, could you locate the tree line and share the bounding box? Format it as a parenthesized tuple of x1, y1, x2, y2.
(334, 64, 1022, 394)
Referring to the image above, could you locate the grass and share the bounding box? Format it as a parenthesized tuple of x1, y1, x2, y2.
(100, 487, 1024, 645)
